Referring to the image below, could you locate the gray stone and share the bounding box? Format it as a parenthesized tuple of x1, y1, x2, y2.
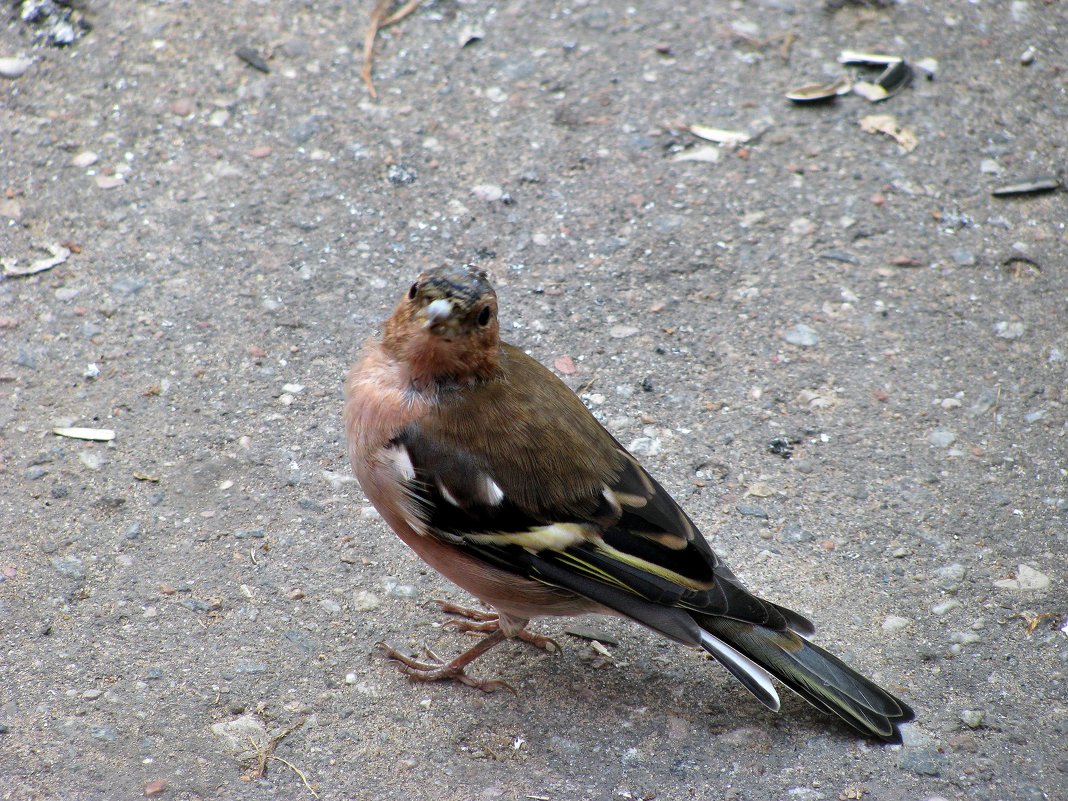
(51, 555, 85, 580)
(949, 248, 976, 266)
(927, 429, 957, 448)
(736, 503, 769, 519)
(783, 324, 818, 347)
(899, 748, 944, 776)
(210, 714, 268, 760)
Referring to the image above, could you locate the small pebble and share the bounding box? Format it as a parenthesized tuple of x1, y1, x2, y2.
(935, 563, 966, 584)
(352, 590, 380, 611)
(82, 689, 103, 701)
(950, 630, 981, 646)
(169, 98, 195, 117)
(71, 151, 98, 168)
(735, 503, 769, 519)
(899, 748, 944, 777)
(783, 324, 818, 347)
(384, 579, 418, 598)
(610, 325, 639, 339)
(927, 429, 957, 448)
(210, 714, 268, 759)
(960, 709, 985, 729)
(236, 46, 270, 73)
(949, 248, 976, 266)
(882, 615, 911, 634)
(387, 164, 417, 185)
(931, 600, 960, 615)
(51, 555, 85, 580)
(471, 184, 503, 202)
(994, 321, 1025, 340)
(993, 563, 1050, 591)
(0, 56, 33, 79)
(320, 598, 341, 614)
(628, 437, 661, 457)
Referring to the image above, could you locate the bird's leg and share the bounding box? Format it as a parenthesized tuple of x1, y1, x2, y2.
(434, 599, 561, 653)
(377, 631, 516, 694)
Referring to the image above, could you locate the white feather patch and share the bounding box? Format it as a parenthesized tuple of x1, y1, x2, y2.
(437, 479, 460, 507)
(386, 445, 416, 482)
(481, 476, 505, 505)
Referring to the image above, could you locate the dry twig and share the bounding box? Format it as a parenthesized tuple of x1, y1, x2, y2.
(362, 0, 423, 98)
(244, 718, 316, 797)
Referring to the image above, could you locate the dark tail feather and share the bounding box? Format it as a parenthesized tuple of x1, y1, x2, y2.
(697, 616, 914, 742)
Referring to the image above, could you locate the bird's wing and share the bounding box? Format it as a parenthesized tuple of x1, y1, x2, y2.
(388, 345, 801, 634)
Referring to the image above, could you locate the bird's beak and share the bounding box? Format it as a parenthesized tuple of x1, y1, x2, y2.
(423, 298, 454, 328)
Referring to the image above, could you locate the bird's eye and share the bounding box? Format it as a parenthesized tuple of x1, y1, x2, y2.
(477, 305, 492, 326)
(408, 282, 418, 300)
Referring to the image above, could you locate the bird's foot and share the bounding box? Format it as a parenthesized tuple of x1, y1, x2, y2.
(376, 632, 516, 694)
(434, 599, 561, 654)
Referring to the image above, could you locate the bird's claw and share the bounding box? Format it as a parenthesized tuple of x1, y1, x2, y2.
(433, 599, 561, 654)
(433, 599, 498, 622)
(375, 640, 516, 695)
(517, 629, 562, 654)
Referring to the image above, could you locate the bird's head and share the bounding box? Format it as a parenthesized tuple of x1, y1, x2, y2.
(382, 265, 501, 389)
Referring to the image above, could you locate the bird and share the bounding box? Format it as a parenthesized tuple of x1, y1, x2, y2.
(343, 264, 915, 742)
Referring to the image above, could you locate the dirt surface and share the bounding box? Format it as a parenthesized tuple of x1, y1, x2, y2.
(2, 1, 1067, 799)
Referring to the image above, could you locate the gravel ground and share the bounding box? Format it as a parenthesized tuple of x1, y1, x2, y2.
(2, 1, 1066, 799)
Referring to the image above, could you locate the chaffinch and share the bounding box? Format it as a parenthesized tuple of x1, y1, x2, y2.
(344, 265, 914, 742)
